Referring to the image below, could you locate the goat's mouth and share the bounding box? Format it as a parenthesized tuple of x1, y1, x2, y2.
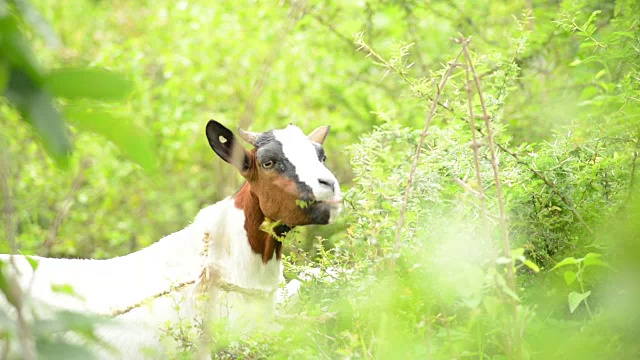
(299, 197, 343, 208)
(316, 197, 343, 206)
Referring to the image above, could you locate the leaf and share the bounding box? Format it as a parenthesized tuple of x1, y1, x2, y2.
(0, 260, 21, 307)
(36, 339, 97, 360)
(44, 68, 133, 101)
(582, 253, 608, 268)
(0, 11, 44, 82)
(551, 257, 578, 271)
(64, 106, 157, 171)
(25, 255, 39, 271)
(13, 0, 62, 49)
(511, 247, 525, 258)
(563, 270, 577, 285)
(51, 283, 84, 300)
(568, 291, 591, 313)
(0, 59, 8, 91)
(581, 10, 601, 31)
(524, 260, 540, 273)
(4, 67, 71, 168)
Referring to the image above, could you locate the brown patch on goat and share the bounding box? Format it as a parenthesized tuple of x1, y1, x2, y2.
(234, 183, 284, 263)
(234, 150, 313, 263)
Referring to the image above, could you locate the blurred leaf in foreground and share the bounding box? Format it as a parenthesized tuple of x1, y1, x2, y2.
(64, 106, 157, 171)
(4, 67, 71, 168)
(44, 68, 133, 101)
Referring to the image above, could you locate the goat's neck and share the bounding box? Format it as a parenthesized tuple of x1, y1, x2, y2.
(234, 182, 291, 263)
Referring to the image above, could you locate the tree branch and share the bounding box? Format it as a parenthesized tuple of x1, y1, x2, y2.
(391, 47, 464, 252)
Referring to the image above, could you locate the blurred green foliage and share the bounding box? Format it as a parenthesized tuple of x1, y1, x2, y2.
(1, 0, 640, 358)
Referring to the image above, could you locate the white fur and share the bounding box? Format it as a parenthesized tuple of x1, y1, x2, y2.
(0, 198, 284, 359)
(274, 126, 342, 204)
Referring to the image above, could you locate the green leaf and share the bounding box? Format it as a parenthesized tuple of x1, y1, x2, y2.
(0, 11, 44, 82)
(25, 255, 39, 271)
(524, 260, 540, 273)
(0, 260, 20, 307)
(582, 253, 608, 268)
(13, 0, 62, 49)
(568, 291, 591, 313)
(581, 10, 601, 31)
(4, 67, 71, 168)
(563, 270, 577, 285)
(44, 68, 133, 101)
(51, 283, 83, 299)
(551, 257, 578, 271)
(64, 106, 156, 171)
(511, 247, 525, 258)
(0, 59, 8, 91)
(36, 339, 97, 360)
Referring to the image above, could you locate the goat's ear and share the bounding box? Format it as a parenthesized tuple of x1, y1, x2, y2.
(307, 125, 331, 144)
(206, 120, 251, 173)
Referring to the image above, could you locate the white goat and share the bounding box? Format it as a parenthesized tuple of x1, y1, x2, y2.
(0, 120, 342, 359)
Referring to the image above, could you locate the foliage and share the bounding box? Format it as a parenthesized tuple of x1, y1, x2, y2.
(1, 0, 640, 358)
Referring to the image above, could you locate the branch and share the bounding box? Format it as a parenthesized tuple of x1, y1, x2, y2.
(392, 47, 465, 252)
(463, 51, 489, 227)
(461, 35, 520, 358)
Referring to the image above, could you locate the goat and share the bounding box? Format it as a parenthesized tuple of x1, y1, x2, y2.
(0, 120, 342, 359)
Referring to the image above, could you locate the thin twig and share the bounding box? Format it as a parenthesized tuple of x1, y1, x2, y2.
(463, 56, 489, 227)
(392, 48, 464, 252)
(461, 35, 520, 358)
(354, 36, 455, 114)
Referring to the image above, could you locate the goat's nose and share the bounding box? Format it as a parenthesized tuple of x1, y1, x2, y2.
(318, 178, 336, 192)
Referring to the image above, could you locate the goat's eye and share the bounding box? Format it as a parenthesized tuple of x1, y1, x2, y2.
(321, 155, 327, 163)
(262, 160, 275, 169)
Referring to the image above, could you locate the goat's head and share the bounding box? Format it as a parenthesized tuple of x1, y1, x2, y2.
(206, 120, 342, 227)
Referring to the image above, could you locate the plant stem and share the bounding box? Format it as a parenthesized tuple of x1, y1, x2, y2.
(461, 35, 520, 358)
(392, 48, 464, 252)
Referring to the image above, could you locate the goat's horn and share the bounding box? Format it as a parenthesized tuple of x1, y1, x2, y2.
(238, 128, 260, 146)
(307, 125, 331, 144)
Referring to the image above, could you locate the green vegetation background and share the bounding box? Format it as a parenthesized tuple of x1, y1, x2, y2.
(1, 0, 639, 358)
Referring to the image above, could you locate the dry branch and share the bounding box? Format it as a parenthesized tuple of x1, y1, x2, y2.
(390, 48, 465, 252)
(463, 52, 489, 226)
(461, 35, 521, 358)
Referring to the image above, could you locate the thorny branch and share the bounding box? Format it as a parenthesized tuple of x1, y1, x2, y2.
(461, 35, 520, 357)
(462, 50, 489, 226)
(388, 47, 465, 253)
